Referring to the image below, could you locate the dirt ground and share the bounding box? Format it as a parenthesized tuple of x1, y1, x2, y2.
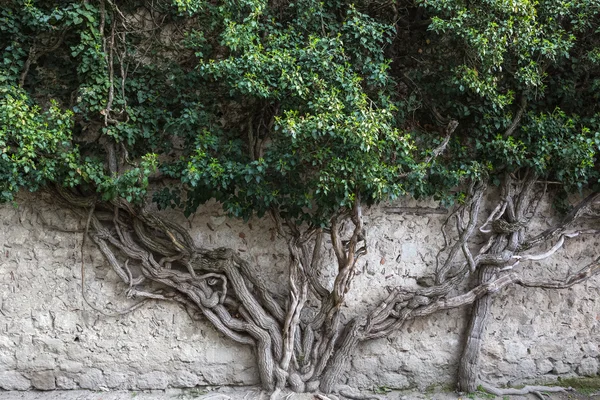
(1, 387, 600, 400)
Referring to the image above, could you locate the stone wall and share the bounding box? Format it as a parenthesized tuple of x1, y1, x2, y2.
(1, 192, 599, 391)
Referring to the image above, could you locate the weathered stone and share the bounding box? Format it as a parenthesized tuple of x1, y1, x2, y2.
(497, 361, 517, 375)
(231, 365, 259, 385)
(55, 375, 78, 389)
(379, 372, 410, 388)
(482, 341, 504, 360)
(536, 359, 554, 374)
(503, 341, 528, 363)
(200, 365, 228, 385)
(176, 343, 201, 363)
(552, 361, 571, 374)
(77, 368, 105, 389)
(400, 242, 419, 263)
(104, 372, 129, 389)
(136, 371, 170, 390)
(0, 371, 31, 390)
(346, 373, 371, 389)
(59, 360, 84, 373)
(563, 342, 585, 364)
(351, 356, 380, 375)
(53, 312, 78, 332)
(172, 371, 200, 388)
(578, 358, 599, 376)
(583, 342, 600, 358)
(31, 310, 54, 330)
(516, 360, 537, 377)
(0, 349, 16, 369)
(30, 370, 56, 390)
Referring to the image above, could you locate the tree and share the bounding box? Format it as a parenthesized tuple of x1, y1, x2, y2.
(1, 0, 599, 398)
(390, 0, 600, 393)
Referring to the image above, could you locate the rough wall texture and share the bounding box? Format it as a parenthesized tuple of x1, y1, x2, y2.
(1, 192, 599, 391)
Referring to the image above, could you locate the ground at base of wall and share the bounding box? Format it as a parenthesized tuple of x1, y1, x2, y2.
(0, 388, 599, 400)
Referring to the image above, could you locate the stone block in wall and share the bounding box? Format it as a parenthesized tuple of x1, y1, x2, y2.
(37, 337, 66, 354)
(231, 364, 259, 385)
(563, 342, 585, 364)
(104, 371, 130, 389)
(0, 345, 16, 369)
(77, 368, 105, 389)
(351, 356, 380, 377)
(535, 359, 553, 374)
(516, 359, 537, 378)
(136, 371, 170, 390)
(379, 372, 410, 389)
(30, 370, 56, 390)
(345, 374, 371, 390)
(172, 370, 201, 388)
(65, 345, 92, 363)
(0, 370, 30, 390)
(59, 360, 84, 373)
(552, 361, 571, 374)
(56, 375, 77, 389)
(31, 310, 54, 331)
(378, 354, 405, 372)
(482, 341, 503, 361)
(16, 352, 57, 371)
(53, 312, 78, 333)
(583, 342, 600, 358)
(516, 324, 536, 338)
(200, 365, 228, 386)
(496, 361, 517, 376)
(203, 343, 249, 365)
(503, 340, 528, 363)
(577, 357, 599, 376)
(176, 343, 201, 362)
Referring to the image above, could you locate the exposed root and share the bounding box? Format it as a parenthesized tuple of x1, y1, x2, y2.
(201, 395, 232, 400)
(339, 390, 384, 400)
(315, 393, 339, 400)
(480, 383, 571, 399)
(56, 185, 375, 393)
(269, 388, 281, 400)
(52, 175, 600, 394)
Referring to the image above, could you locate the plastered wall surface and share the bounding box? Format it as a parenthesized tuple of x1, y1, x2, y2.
(1, 192, 599, 391)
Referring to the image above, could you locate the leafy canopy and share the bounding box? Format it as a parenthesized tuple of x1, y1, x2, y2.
(1, 0, 599, 221)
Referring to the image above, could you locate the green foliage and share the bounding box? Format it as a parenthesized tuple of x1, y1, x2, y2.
(168, 0, 416, 223)
(1, 0, 599, 223)
(0, 85, 81, 201)
(408, 0, 600, 196)
(424, 0, 597, 106)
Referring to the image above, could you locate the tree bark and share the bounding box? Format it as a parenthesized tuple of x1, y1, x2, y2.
(53, 181, 600, 395)
(457, 264, 495, 392)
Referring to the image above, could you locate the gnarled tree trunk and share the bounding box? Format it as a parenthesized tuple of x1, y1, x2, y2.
(54, 176, 600, 397)
(458, 171, 600, 395)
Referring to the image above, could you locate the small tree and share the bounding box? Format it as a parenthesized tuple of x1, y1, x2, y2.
(1, 0, 600, 397)
(400, 0, 600, 393)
